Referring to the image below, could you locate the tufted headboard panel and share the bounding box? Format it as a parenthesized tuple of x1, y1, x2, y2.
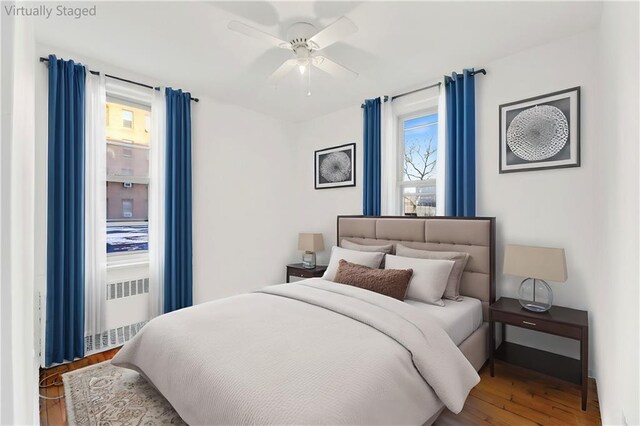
(337, 216, 496, 320)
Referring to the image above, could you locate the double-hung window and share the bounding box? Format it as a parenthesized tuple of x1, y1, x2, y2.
(398, 111, 439, 216)
(106, 98, 150, 256)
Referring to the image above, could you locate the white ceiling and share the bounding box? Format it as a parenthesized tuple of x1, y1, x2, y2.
(35, 1, 602, 122)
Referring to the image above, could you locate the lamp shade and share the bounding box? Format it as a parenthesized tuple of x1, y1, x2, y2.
(298, 233, 324, 252)
(503, 244, 567, 282)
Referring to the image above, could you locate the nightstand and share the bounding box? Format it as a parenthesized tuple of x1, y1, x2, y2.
(285, 263, 328, 283)
(489, 297, 589, 410)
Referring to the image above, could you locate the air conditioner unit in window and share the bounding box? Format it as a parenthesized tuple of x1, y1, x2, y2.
(123, 182, 133, 188)
(123, 212, 133, 218)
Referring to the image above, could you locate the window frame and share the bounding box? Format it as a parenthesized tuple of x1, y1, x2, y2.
(396, 108, 439, 216)
(106, 139, 149, 184)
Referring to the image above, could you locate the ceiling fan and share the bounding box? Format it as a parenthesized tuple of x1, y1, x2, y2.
(228, 17, 358, 94)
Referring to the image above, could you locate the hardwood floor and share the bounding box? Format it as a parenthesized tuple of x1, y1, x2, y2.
(436, 361, 601, 426)
(40, 353, 601, 426)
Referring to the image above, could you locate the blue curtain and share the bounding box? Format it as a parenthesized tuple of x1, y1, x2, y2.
(363, 97, 381, 216)
(46, 55, 86, 366)
(164, 88, 193, 313)
(445, 69, 476, 217)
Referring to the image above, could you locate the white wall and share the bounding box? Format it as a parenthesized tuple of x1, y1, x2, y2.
(289, 106, 364, 266)
(0, 13, 14, 423)
(0, 11, 39, 425)
(191, 99, 300, 302)
(593, 2, 639, 425)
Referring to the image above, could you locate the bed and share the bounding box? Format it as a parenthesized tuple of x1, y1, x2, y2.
(112, 215, 496, 425)
(336, 215, 496, 372)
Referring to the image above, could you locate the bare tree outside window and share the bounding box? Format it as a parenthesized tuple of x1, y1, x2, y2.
(403, 135, 437, 181)
(401, 114, 438, 216)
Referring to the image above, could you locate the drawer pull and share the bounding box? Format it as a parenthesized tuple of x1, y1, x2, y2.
(522, 321, 537, 326)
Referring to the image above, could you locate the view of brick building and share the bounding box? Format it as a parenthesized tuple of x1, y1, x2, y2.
(106, 101, 150, 222)
(107, 182, 148, 220)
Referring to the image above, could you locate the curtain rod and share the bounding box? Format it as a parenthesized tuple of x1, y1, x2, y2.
(39, 57, 200, 103)
(390, 81, 441, 103)
(361, 68, 486, 108)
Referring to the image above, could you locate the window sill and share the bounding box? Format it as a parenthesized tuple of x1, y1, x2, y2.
(107, 252, 149, 270)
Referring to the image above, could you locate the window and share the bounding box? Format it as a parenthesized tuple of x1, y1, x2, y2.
(106, 99, 149, 255)
(398, 112, 438, 216)
(122, 199, 133, 217)
(122, 109, 133, 128)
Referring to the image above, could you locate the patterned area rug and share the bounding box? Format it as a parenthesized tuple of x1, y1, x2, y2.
(62, 361, 186, 425)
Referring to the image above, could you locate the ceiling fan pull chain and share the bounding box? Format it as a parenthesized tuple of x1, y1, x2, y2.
(307, 62, 312, 96)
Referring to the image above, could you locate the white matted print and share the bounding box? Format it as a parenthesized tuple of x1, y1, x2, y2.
(314, 143, 356, 189)
(499, 87, 580, 173)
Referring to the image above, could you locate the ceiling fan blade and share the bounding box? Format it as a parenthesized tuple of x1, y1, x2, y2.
(228, 21, 291, 49)
(313, 56, 358, 80)
(308, 16, 357, 50)
(268, 59, 298, 83)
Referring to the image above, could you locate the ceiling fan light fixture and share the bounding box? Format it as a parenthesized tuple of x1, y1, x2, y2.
(296, 57, 309, 75)
(228, 17, 359, 85)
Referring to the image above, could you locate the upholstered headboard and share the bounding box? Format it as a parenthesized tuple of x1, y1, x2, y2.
(337, 216, 496, 320)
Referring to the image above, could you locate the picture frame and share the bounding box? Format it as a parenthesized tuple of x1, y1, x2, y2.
(499, 87, 580, 173)
(314, 143, 356, 189)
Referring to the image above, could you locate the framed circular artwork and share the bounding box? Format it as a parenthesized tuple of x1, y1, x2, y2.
(499, 87, 580, 173)
(314, 143, 356, 189)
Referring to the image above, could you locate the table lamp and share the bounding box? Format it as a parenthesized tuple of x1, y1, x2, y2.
(298, 233, 324, 269)
(503, 244, 567, 312)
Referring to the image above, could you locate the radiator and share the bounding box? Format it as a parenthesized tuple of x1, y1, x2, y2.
(106, 278, 150, 300)
(84, 320, 147, 354)
(83, 277, 152, 354)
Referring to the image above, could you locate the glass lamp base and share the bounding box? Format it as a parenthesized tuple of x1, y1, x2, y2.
(302, 251, 316, 269)
(518, 278, 553, 312)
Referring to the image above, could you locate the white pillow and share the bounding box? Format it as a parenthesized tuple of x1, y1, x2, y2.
(384, 254, 455, 306)
(322, 246, 385, 282)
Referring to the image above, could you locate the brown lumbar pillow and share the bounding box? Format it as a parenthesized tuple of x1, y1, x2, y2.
(333, 259, 412, 301)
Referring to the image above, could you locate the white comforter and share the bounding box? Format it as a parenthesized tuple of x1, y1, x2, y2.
(112, 279, 479, 425)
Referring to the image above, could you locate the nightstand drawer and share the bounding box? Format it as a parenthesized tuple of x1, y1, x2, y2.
(285, 264, 327, 283)
(492, 310, 582, 339)
(289, 270, 314, 279)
